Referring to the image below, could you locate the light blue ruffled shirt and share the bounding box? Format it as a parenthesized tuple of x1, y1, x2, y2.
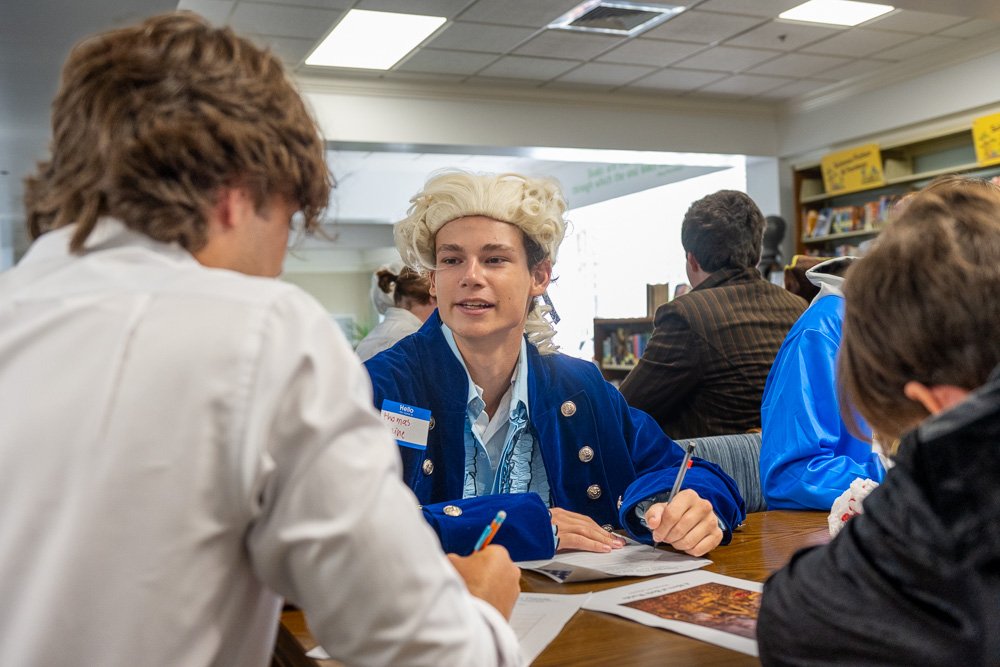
(441, 324, 552, 505)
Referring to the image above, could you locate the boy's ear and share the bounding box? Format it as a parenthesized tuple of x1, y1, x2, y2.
(686, 251, 700, 273)
(208, 187, 250, 231)
(903, 381, 971, 416)
(530, 259, 552, 297)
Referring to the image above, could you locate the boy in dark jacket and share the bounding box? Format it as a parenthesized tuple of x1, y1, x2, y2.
(758, 175, 1000, 665)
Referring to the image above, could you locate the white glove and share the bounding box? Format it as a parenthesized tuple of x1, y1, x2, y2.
(828, 478, 880, 537)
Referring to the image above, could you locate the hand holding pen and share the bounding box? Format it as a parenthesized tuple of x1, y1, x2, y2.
(447, 509, 519, 619)
(644, 442, 724, 557)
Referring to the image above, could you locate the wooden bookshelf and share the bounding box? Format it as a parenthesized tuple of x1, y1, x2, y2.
(593, 317, 653, 382)
(793, 127, 1000, 257)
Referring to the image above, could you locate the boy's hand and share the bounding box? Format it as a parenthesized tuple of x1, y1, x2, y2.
(644, 489, 721, 556)
(550, 507, 626, 552)
(447, 545, 521, 619)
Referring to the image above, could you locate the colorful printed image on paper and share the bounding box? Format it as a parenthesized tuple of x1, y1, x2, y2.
(623, 582, 761, 640)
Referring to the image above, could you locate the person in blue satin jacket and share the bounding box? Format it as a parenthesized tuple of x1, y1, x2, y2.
(759, 258, 886, 510)
(363, 171, 745, 561)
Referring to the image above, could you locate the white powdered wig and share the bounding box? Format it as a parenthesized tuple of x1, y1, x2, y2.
(395, 170, 567, 353)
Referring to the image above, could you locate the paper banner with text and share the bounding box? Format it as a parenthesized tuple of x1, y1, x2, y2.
(821, 143, 885, 195)
(973, 111, 1000, 167)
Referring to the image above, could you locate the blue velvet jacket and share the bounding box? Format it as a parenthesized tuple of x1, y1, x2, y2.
(364, 313, 745, 560)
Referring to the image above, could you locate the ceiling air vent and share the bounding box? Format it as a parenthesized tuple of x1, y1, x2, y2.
(549, 1, 685, 37)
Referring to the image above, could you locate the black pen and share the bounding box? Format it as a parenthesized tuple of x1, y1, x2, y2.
(667, 442, 697, 502)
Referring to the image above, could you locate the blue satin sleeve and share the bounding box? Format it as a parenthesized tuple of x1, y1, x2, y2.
(760, 298, 885, 511)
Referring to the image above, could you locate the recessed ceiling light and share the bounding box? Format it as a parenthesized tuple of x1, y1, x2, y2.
(306, 9, 446, 70)
(549, 1, 685, 37)
(779, 0, 894, 27)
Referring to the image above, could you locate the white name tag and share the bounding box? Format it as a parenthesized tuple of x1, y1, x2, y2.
(380, 399, 432, 450)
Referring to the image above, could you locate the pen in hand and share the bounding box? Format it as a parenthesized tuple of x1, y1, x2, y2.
(667, 442, 697, 503)
(473, 510, 507, 552)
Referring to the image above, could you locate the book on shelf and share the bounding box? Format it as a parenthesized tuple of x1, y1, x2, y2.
(601, 327, 651, 368)
(646, 283, 670, 317)
(803, 193, 906, 240)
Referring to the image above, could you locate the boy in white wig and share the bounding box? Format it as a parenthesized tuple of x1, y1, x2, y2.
(364, 171, 745, 560)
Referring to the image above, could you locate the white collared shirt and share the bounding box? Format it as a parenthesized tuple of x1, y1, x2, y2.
(442, 324, 551, 503)
(0, 220, 520, 667)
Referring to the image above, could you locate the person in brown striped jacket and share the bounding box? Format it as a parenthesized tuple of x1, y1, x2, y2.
(620, 190, 806, 440)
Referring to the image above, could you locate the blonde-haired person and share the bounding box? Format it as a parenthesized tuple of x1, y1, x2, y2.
(364, 171, 745, 560)
(758, 175, 1000, 665)
(0, 14, 521, 667)
(355, 266, 436, 361)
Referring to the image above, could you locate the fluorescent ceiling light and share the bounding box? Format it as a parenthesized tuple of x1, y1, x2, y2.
(306, 9, 446, 70)
(779, 0, 894, 27)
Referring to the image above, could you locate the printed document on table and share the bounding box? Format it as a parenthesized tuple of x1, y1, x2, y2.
(517, 537, 710, 582)
(306, 592, 589, 664)
(583, 570, 763, 656)
(512, 592, 590, 664)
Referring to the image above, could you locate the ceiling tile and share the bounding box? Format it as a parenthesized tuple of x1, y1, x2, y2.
(178, 0, 235, 26)
(626, 68, 727, 92)
(642, 10, 766, 45)
(596, 37, 703, 67)
(396, 48, 497, 75)
(756, 77, 832, 99)
(871, 34, 961, 61)
(229, 2, 342, 40)
(748, 52, 852, 78)
(821, 58, 896, 81)
(801, 27, 915, 58)
(356, 0, 472, 18)
(864, 9, 968, 34)
(246, 0, 352, 7)
(427, 21, 537, 52)
(554, 62, 656, 86)
(726, 20, 841, 51)
(248, 34, 316, 65)
(696, 0, 804, 18)
(515, 30, 623, 60)
(698, 73, 791, 96)
(459, 0, 581, 28)
(673, 45, 782, 73)
(476, 55, 580, 80)
(939, 19, 1000, 38)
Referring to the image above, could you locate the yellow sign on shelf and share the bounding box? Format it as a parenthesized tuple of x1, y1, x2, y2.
(972, 112, 1000, 166)
(820, 143, 885, 195)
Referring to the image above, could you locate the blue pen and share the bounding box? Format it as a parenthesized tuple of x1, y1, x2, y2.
(473, 510, 507, 552)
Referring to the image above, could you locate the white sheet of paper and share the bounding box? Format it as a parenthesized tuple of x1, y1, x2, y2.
(511, 592, 590, 664)
(583, 570, 763, 656)
(304, 592, 590, 664)
(517, 538, 710, 582)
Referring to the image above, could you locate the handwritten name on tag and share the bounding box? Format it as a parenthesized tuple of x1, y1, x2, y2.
(380, 399, 431, 450)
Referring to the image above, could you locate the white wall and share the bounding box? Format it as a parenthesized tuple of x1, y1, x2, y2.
(779, 48, 1000, 161)
(281, 271, 376, 333)
(302, 79, 778, 157)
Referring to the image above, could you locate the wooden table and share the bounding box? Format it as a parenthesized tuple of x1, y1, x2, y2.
(277, 511, 829, 667)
